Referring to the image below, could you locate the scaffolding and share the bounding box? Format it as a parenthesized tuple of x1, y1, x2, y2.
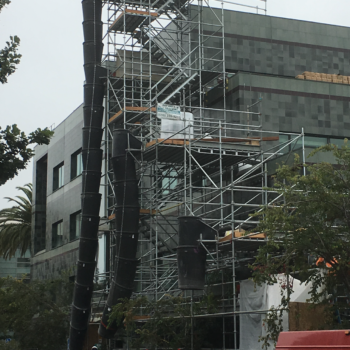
(95, 0, 304, 348)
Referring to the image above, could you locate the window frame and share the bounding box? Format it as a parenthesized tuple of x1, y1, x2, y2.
(70, 210, 82, 241)
(71, 149, 83, 180)
(162, 169, 178, 196)
(53, 162, 64, 191)
(52, 220, 64, 248)
(279, 134, 348, 155)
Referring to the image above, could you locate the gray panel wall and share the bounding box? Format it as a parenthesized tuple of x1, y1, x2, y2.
(31, 104, 84, 280)
(197, 7, 350, 76)
(207, 72, 350, 137)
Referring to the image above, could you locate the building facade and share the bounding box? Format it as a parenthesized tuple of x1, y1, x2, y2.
(0, 250, 30, 280)
(32, 5, 350, 348)
(31, 104, 106, 280)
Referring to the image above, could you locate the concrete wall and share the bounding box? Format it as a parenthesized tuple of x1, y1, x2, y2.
(31, 104, 84, 280)
(31, 241, 79, 280)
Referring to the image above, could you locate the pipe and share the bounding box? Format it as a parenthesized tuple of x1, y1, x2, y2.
(177, 216, 217, 290)
(69, 0, 105, 349)
(98, 129, 142, 338)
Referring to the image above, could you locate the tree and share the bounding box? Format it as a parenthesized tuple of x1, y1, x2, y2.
(0, 275, 74, 350)
(0, 0, 21, 84)
(251, 142, 350, 347)
(108, 294, 220, 350)
(0, 183, 32, 259)
(0, 4, 53, 185)
(0, 125, 54, 186)
(0, 340, 21, 350)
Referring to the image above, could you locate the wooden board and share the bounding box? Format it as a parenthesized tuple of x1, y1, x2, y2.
(289, 302, 330, 331)
(145, 136, 279, 148)
(219, 229, 265, 242)
(301, 71, 350, 85)
(109, 110, 123, 124)
(125, 8, 158, 16)
(146, 139, 190, 148)
(109, 9, 158, 32)
(108, 208, 157, 220)
(84, 324, 102, 350)
(108, 213, 115, 220)
(132, 315, 150, 321)
(109, 106, 156, 124)
(139, 208, 157, 215)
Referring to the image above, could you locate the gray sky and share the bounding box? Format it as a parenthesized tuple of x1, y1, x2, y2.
(0, 0, 349, 209)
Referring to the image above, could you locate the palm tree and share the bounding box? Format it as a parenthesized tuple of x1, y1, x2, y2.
(0, 183, 32, 259)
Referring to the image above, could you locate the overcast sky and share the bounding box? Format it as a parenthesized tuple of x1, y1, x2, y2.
(0, 0, 349, 210)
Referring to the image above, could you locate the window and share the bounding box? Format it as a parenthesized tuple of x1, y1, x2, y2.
(279, 134, 330, 154)
(34, 154, 47, 254)
(71, 149, 83, 180)
(52, 220, 63, 248)
(330, 138, 348, 148)
(70, 211, 82, 241)
(294, 136, 327, 149)
(162, 169, 178, 196)
(278, 134, 290, 155)
(53, 162, 64, 191)
(17, 257, 30, 268)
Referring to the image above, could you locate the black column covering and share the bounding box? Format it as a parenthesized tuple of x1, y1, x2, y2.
(98, 129, 142, 338)
(177, 216, 217, 290)
(69, 0, 105, 349)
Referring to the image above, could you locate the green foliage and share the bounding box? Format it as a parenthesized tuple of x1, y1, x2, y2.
(0, 339, 21, 350)
(0, 125, 54, 186)
(261, 307, 284, 349)
(0, 35, 21, 84)
(108, 294, 220, 350)
(0, 184, 32, 259)
(0, 0, 11, 13)
(0, 1, 21, 84)
(251, 142, 350, 347)
(0, 276, 74, 350)
(0, 1, 52, 186)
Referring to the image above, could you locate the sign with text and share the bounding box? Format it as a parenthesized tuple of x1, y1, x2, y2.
(157, 103, 181, 120)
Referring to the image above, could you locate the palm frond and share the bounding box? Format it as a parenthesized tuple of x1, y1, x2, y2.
(0, 183, 32, 259)
(16, 184, 32, 201)
(4, 196, 30, 211)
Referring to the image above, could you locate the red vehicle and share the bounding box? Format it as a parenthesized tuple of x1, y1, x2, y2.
(276, 330, 350, 349)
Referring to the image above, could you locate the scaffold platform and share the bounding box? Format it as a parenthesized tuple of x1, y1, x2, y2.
(109, 9, 158, 33)
(138, 137, 277, 165)
(109, 106, 156, 124)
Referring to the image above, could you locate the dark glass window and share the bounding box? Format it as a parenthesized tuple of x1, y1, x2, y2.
(294, 136, 327, 149)
(71, 149, 83, 180)
(330, 138, 348, 148)
(52, 220, 63, 248)
(53, 162, 64, 191)
(279, 134, 329, 154)
(34, 154, 47, 253)
(278, 134, 290, 154)
(17, 257, 30, 268)
(70, 211, 82, 241)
